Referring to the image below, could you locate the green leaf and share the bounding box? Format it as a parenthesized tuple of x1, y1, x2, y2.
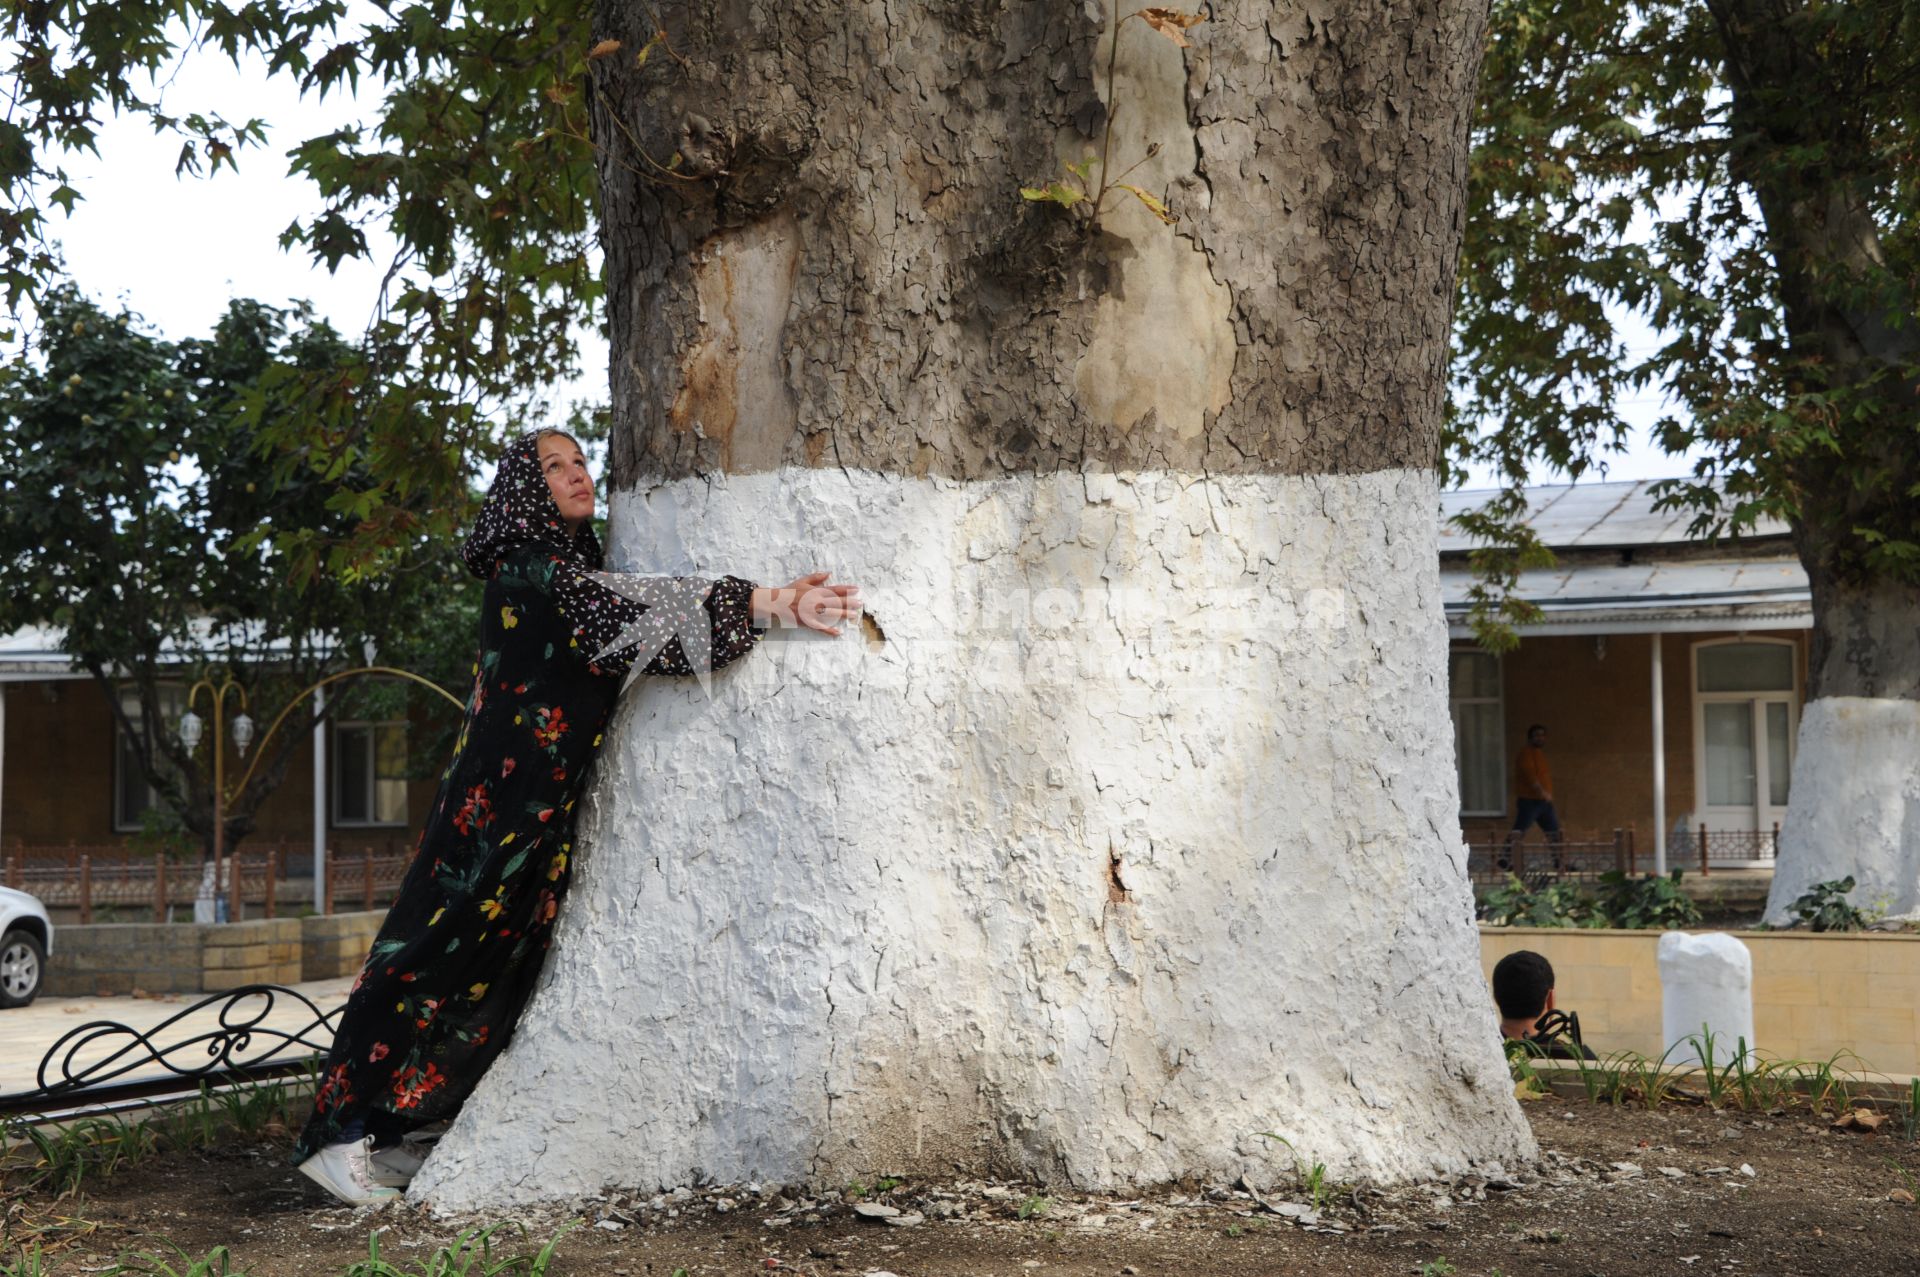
(1020, 181, 1087, 208)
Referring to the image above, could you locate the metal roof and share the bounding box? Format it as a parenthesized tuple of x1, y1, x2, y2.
(0, 621, 348, 681)
(1439, 479, 1793, 552)
(1441, 557, 1811, 637)
(1439, 478, 1809, 634)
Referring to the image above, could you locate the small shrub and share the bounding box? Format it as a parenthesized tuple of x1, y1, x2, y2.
(1594, 869, 1701, 930)
(1790, 877, 1869, 932)
(1482, 870, 1706, 930)
(1479, 876, 1601, 927)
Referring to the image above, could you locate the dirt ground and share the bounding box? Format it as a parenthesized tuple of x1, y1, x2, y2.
(10, 1100, 1919, 1277)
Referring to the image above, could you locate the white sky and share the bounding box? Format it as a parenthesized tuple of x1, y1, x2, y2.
(39, 29, 611, 462)
(36, 34, 1697, 494)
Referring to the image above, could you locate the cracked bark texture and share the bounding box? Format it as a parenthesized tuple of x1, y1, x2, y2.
(412, 0, 1535, 1210)
(591, 0, 1484, 482)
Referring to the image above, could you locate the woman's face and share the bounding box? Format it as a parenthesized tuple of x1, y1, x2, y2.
(537, 433, 594, 531)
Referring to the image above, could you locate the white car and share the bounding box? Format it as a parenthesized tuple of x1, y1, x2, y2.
(0, 885, 52, 1008)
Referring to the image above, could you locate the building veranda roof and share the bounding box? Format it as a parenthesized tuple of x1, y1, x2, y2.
(1439, 479, 1810, 637)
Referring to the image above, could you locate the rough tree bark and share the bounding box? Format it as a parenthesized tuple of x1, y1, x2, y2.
(413, 0, 1533, 1209)
(1707, 0, 1920, 923)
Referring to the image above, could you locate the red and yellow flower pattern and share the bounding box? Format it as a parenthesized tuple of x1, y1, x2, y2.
(291, 512, 763, 1165)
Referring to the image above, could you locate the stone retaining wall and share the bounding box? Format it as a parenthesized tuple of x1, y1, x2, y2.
(1481, 925, 1920, 1077)
(299, 911, 385, 981)
(44, 913, 383, 995)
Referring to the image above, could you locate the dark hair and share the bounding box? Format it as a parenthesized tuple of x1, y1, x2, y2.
(1492, 950, 1555, 1020)
(1526, 723, 1547, 738)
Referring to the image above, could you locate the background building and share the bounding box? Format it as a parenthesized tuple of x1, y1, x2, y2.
(0, 624, 448, 919)
(1442, 480, 1810, 874)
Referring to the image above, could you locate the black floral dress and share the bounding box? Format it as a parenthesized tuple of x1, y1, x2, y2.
(292, 434, 763, 1162)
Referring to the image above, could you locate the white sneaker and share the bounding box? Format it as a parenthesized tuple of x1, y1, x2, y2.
(297, 1138, 403, 1205)
(367, 1142, 427, 1187)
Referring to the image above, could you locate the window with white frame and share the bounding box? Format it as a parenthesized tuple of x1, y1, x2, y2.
(113, 683, 187, 832)
(1448, 649, 1505, 816)
(1692, 638, 1798, 819)
(334, 721, 409, 826)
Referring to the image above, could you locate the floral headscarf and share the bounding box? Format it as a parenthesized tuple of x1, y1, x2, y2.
(460, 431, 604, 580)
(454, 429, 762, 682)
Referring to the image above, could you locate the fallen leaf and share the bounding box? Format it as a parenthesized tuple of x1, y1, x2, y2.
(587, 38, 622, 60)
(1138, 7, 1207, 46)
(1832, 1108, 1889, 1132)
(1891, 1188, 1915, 1204)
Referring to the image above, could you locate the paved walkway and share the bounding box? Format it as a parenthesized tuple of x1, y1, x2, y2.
(0, 977, 354, 1096)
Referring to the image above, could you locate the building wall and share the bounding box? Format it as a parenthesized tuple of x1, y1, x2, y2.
(1457, 628, 1810, 844)
(1481, 925, 1920, 1078)
(0, 678, 450, 855)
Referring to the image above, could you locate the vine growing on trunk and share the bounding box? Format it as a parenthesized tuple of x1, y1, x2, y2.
(1019, 5, 1206, 230)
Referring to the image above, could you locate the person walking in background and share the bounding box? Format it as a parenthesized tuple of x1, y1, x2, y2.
(1502, 723, 1565, 870)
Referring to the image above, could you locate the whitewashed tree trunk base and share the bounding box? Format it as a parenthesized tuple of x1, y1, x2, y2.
(408, 466, 1533, 1212)
(1764, 697, 1920, 924)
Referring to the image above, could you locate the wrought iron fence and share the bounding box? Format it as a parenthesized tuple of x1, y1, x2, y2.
(1464, 827, 1639, 883)
(0, 983, 343, 1122)
(1689, 824, 1781, 868)
(1465, 822, 1780, 882)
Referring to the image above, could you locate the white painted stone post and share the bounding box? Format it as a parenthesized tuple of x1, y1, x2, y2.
(1658, 931, 1755, 1069)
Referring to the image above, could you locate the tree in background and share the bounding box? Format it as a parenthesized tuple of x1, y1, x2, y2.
(1454, 0, 1920, 918)
(0, 286, 471, 863)
(1, 0, 600, 580)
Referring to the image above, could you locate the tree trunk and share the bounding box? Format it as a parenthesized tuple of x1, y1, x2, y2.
(1765, 556, 1920, 922)
(1707, 1, 1920, 924)
(413, 0, 1530, 1209)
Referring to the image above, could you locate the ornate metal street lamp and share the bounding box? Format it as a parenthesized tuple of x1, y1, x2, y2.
(181, 674, 251, 922)
(219, 668, 460, 917)
(200, 667, 464, 918)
